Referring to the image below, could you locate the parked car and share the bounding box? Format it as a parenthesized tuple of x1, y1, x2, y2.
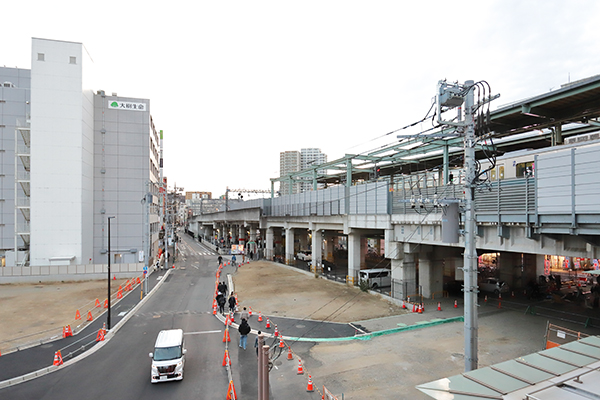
(359, 268, 391, 289)
(479, 278, 509, 295)
(296, 252, 312, 261)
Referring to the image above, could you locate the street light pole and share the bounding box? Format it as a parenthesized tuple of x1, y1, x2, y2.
(107, 216, 115, 330)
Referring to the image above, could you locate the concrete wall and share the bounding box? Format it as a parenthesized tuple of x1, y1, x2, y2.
(0, 262, 144, 283)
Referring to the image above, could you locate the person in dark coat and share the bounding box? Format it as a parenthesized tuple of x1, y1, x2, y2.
(238, 319, 251, 350)
(217, 293, 226, 314)
(228, 294, 236, 313)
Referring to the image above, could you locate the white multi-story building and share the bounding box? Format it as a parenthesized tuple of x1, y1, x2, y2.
(279, 148, 327, 194)
(0, 38, 161, 267)
(279, 150, 301, 194)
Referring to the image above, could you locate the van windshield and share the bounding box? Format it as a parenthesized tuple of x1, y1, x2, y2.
(154, 346, 182, 361)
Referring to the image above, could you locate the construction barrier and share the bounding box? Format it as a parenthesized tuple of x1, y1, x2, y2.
(545, 323, 588, 349)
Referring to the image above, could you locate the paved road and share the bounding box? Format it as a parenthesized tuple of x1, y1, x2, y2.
(0, 237, 262, 399)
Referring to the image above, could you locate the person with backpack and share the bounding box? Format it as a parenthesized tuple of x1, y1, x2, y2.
(238, 319, 251, 350)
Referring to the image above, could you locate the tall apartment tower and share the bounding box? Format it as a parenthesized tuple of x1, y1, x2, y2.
(300, 148, 327, 192)
(0, 38, 160, 267)
(279, 150, 301, 194)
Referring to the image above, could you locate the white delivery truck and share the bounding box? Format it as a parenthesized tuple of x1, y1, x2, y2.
(149, 329, 186, 383)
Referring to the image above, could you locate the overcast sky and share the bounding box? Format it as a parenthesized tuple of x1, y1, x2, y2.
(2, 1, 599, 198)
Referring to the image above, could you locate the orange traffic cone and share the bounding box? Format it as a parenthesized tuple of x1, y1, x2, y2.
(274, 325, 279, 337)
(102, 322, 107, 334)
(213, 304, 217, 315)
(75, 309, 81, 320)
(265, 318, 271, 329)
(418, 304, 423, 314)
(53, 350, 63, 366)
(498, 300, 502, 309)
(222, 349, 231, 366)
(287, 346, 293, 360)
(96, 328, 105, 342)
(402, 302, 407, 309)
(87, 311, 93, 321)
(95, 298, 101, 308)
(235, 294, 239, 306)
(248, 307, 253, 317)
(117, 289, 123, 299)
(104, 299, 108, 309)
(258, 312, 263, 322)
(224, 314, 230, 326)
(454, 300, 458, 308)
(136, 277, 141, 284)
(484, 295, 488, 303)
(62, 325, 73, 338)
(297, 359, 304, 374)
(279, 337, 285, 348)
(412, 303, 416, 313)
(306, 375, 314, 392)
(223, 328, 231, 342)
(113, 275, 116, 280)
(437, 302, 441, 311)
(226, 379, 237, 400)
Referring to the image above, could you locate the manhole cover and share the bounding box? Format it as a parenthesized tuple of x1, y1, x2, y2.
(296, 324, 306, 329)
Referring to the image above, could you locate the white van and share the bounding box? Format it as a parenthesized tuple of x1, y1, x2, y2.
(359, 268, 392, 289)
(149, 329, 186, 383)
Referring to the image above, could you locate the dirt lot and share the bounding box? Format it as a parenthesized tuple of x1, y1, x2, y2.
(233, 261, 406, 322)
(0, 280, 117, 353)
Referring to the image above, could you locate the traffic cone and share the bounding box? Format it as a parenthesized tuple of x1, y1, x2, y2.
(53, 350, 63, 366)
(96, 328, 105, 341)
(498, 300, 502, 309)
(102, 322, 107, 334)
(258, 312, 263, 322)
(62, 325, 72, 338)
(222, 349, 231, 366)
(172, 264, 175, 269)
(223, 328, 231, 342)
(454, 300, 458, 308)
(499, 293, 502, 300)
(226, 380, 237, 400)
(95, 298, 101, 308)
(412, 304, 416, 313)
(511, 291, 515, 298)
(402, 302, 407, 309)
(103, 299, 108, 309)
(113, 275, 116, 280)
(437, 302, 441, 311)
(248, 307, 253, 317)
(279, 337, 285, 348)
(287, 346, 293, 360)
(213, 304, 217, 315)
(306, 375, 314, 392)
(117, 289, 123, 299)
(230, 312, 235, 323)
(235, 294, 239, 306)
(418, 304, 423, 314)
(274, 325, 279, 337)
(484, 295, 488, 303)
(265, 318, 271, 329)
(297, 359, 304, 374)
(87, 311, 93, 321)
(136, 277, 141, 284)
(75, 309, 81, 320)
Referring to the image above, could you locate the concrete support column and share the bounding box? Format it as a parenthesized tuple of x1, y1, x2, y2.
(285, 228, 295, 265)
(324, 232, 335, 262)
(298, 230, 309, 252)
(311, 229, 322, 272)
(418, 252, 443, 299)
(266, 227, 274, 260)
(348, 231, 361, 285)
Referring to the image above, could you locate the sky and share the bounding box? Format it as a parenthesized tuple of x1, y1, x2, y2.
(2, 1, 599, 198)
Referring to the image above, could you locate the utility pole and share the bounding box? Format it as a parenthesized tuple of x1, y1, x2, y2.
(436, 79, 497, 372)
(462, 80, 478, 372)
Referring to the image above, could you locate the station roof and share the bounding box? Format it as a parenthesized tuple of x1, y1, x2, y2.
(416, 335, 600, 399)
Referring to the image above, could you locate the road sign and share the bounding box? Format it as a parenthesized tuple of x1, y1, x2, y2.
(143, 270, 147, 274)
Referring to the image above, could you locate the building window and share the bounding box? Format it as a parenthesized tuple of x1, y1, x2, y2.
(37, 53, 45, 61)
(69, 56, 77, 64)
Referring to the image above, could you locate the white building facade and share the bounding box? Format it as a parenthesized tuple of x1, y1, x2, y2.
(0, 38, 160, 267)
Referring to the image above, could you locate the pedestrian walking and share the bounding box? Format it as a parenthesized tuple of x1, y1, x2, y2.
(240, 307, 249, 321)
(238, 319, 251, 350)
(249, 250, 254, 261)
(255, 330, 262, 356)
(218, 255, 223, 265)
(228, 294, 236, 313)
(221, 281, 228, 296)
(217, 293, 226, 314)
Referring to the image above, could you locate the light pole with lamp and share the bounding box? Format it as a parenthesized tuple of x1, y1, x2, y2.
(107, 216, 115, 330)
